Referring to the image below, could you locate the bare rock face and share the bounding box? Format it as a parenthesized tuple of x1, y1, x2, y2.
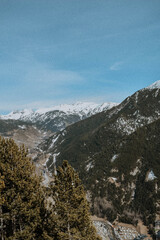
(93, 217, 152, 240)
(92, 217, 150, 240)
(91, 216, 117, 240)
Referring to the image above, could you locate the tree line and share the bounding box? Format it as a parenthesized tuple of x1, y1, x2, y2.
(0, 137, 101, 240)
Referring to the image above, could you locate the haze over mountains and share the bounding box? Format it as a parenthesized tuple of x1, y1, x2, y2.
(0, 80, 160, 236)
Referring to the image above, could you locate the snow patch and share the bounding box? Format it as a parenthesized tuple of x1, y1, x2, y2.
(155, 89, 159, 97)
(115, 114, 155, 135)
(43, 154, 51, 167)
(147, 170, 157, 181)
(111, 177, 117, 181)
(135, 92, 139, 104)
(49, 135, 60, 149)
(53, 153, 60, 165)
(115, 117, 136, 135)
(111, 154, 118, 162)
(86, 161, 94, 171)
(18, 125, 26, 129)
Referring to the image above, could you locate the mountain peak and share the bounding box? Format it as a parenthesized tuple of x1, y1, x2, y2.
(35, 101, 100, 115)
(0, 102, 118, 128)
(146, 80, 160, 90)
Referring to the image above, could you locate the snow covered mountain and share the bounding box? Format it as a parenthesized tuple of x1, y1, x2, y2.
(0, 101, 118, 132)
(39, 80, 160, 233)
(0, 81, 160, 236)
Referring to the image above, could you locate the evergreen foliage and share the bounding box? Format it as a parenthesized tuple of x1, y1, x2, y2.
(0, 137, 55, 240)
(0, 138, 101, 239)
(0, 173, 5, 205)
(51, 160, 101, 240)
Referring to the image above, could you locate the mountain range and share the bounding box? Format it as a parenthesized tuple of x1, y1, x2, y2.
(0, 80, 160, 236)
(0, 101, 117, 132)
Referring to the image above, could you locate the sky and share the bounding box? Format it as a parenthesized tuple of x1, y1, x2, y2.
(0, 0, 160, 114)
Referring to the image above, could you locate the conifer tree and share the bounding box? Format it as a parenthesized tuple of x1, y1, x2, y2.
(0, 137, 56, 239)
(0, 173, 5, 205)
(51, 160, 101, 240)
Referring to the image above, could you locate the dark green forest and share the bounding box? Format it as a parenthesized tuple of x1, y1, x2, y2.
(0, 137, 101, 240)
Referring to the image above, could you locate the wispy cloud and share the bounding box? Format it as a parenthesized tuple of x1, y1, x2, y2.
(110, 61, 123, 71)
(24, 68, 84, 85)
(0, 54, 85, 87)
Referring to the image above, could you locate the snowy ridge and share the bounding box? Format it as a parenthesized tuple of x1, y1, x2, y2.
(1, 109, 34, 120)
(36, 102, 100, 115)
(0, 101, 118, 121)
(143, 80, 160, 90)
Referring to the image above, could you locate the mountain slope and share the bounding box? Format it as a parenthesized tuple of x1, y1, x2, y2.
(40, 81, 160, 233)
(0, 101, 118, 186)
(42, 81, 160, 168)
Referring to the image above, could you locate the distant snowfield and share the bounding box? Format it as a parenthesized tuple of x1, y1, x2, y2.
(1, 109, 34, 120)
(1, 80, 160, 121)
(0, 101, 118, 121)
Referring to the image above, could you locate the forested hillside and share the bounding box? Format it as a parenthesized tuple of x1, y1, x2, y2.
(0, 138, 101, 239)
(40, 82, 160, 235)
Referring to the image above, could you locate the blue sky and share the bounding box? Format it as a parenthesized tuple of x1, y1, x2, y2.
(0, 0, 160, 113)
